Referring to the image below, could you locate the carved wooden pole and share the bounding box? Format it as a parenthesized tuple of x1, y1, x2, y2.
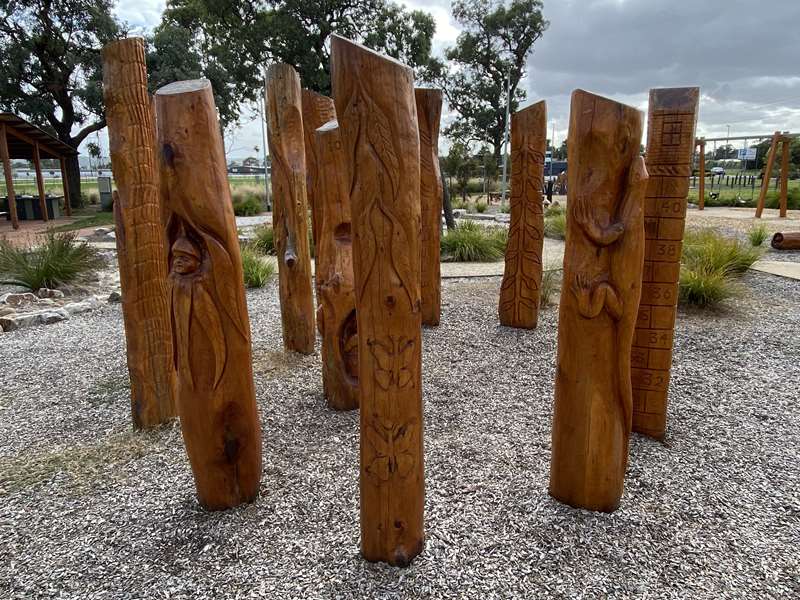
(266, 64, 316, 354)
(632, 87, 698, 440)
(155, 80, 262, 510)
(415, 88, 443, 326)
(103, 37, 176, 429)
(315, 120, 359, 411)
(498, 100, 546, 329)
(755, 131, 781, 218)
(301, 89, 336, 249)
(332, 35, 424, 566)
(549, 90, 647, 512)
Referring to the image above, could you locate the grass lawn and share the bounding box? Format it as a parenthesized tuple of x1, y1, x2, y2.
(48, 209, 115, 233)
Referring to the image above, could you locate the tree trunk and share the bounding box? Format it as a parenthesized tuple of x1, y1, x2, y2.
(155, 79, 262, 511)
(498, 100, 546, 329)
(441, 172, 456, 231)
(103, 37, 177, 429)
(64, 153, 82, 209)
(549, 90, 647, 513)
(265, 64, 316, 354)
(332, 34, 425, 567)
(631, 87, 699, 440)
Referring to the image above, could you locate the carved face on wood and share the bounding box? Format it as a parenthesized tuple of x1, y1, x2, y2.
(171, 236, 201, 275)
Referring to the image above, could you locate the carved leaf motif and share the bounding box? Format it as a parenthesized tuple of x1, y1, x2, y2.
(364, 418, 417, 482)
(192, 281, 227, 389)
(197, 229, 248, 341)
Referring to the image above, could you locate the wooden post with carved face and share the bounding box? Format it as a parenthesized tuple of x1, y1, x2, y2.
(301, 89, 336, 249)
(632, 87, 698, 440)
(102, 37, 176, 429)
(414, 88, 443, 326)
(315, 120, 359, 411)
(549, 90, 647, 513)
(498, 100, 546, 329)
(266, 64, 316, 354)
(155, 80, 262, 510)
(331, 35, 424, 566)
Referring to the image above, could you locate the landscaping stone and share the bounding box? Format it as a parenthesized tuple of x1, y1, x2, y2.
(0, 306, 15, 317)
(64, 296, 101, 316)
(0, 308, 69, 331)
(1, 292, 39, 307)
(107, 291, 122, 303)
(37, 288, 65, 299)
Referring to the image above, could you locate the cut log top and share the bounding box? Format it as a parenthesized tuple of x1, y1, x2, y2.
(513, 100, 547, 131)
(156, 79, 212, 96)
(102, 36, 146, 61)
(330, 34, 414, 77)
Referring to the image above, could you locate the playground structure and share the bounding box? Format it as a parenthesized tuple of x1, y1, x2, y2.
(694, 132, 797, 216)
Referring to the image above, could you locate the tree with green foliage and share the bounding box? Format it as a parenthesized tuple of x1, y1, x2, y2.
(441, 141, 475, 201)
(0, 0, 122, 205)
(152, 0, 436, 127)
(427, 0, 548, 165)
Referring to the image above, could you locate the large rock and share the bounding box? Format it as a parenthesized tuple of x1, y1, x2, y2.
(0, 308, 69, 331)
(37, 288, 65, 299)
(1, 292, 39, 307)
(0, 306, 15, 318)
(64, 296, 101, 315)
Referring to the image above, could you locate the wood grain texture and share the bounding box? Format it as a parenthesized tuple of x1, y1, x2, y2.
(332, 35, 424, 566)
(301, 89, 336, 249)
(632, 87, 698, 440)
(755, 132, 781, 218)
(498, 100, 546, 329)
(103, 38, 176, 429)
(155, 79, 262, 510)
(315, 120, 359, 411)
(266, 64, 316, 354)
(549, 90, 647, 513)
(414, 88, 443, 326)
(771, 231, 800, 250)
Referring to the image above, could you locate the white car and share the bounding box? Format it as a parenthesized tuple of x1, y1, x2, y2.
(710, 166, 725, 176)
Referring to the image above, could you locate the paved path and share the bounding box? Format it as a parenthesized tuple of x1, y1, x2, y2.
(750, 259, 800, 281)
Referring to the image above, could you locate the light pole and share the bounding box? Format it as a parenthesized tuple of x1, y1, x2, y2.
(499, 69, 512, 203)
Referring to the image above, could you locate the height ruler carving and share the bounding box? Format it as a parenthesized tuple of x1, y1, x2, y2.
(266, 64, 316, 354)
(315, 120, 359, 411)
(415, 88, 443, 326)
(498, 100, 546, 329)
(155, 80, 262, 510)
(632, 87, 699, 440)
(102, 38, 176, 429)
(331, 35, 425, 566)
(549, 90, 647, 512)
(301, 89, 337, 249)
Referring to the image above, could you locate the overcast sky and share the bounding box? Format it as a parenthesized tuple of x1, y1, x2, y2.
(101, 0, 800, 160)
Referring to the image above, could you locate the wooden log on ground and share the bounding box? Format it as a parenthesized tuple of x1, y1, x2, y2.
(315, 120, 359, 411)
(549, 89, 647, 512)
(631, 87, 699, 440)
(415, 88, 443, 326)
(331, 34, 424, 566)
(266, 64, 316, 354)
(103, 37, 176, 429)
(301, 89, 336, 249)
(498, 100, 546, 329)
(771, 232, 800, 250)
(155, 79, 262, 510)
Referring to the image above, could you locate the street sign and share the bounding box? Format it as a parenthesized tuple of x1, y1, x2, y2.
(737, 147, 757, 160)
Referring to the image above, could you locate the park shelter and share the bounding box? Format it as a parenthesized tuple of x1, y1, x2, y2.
(0, 113, 78, 230)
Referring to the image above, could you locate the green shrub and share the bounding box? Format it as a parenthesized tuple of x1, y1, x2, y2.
(678, 265, 739, 308)
(230, 185, 266, 216)
(545, 204, 565, 217)
(544, 212, 567, 240)
(440, 221, 504, 262)
(81, 191, 100, 206)
(682, 228, 762, 276)
(241, 245, 276, 288)
(747, 223, 769, 247)
(499, 202, 510, 214)
(487, 226, 508, 253)
(252, 224, 275, 255)
(475, 201, 488, 213)
(540, 266, 562, 307)
(451, 198, 467, 210)
(0, 232, 104, 291)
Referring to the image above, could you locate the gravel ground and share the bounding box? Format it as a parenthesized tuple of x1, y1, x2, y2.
(1, 271, 799, 599)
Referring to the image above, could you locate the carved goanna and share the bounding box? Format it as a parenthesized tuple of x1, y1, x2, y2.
(315, 119, 359, 411)
(302, 89, 337, 250)
(414, 88, 443, 326)
(332, 35, 424, 567)
(102, 38, 176, 429)
(549, 90, 647, 514)
(266, 64, 316, 354)
(499, 101, 546, 329)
